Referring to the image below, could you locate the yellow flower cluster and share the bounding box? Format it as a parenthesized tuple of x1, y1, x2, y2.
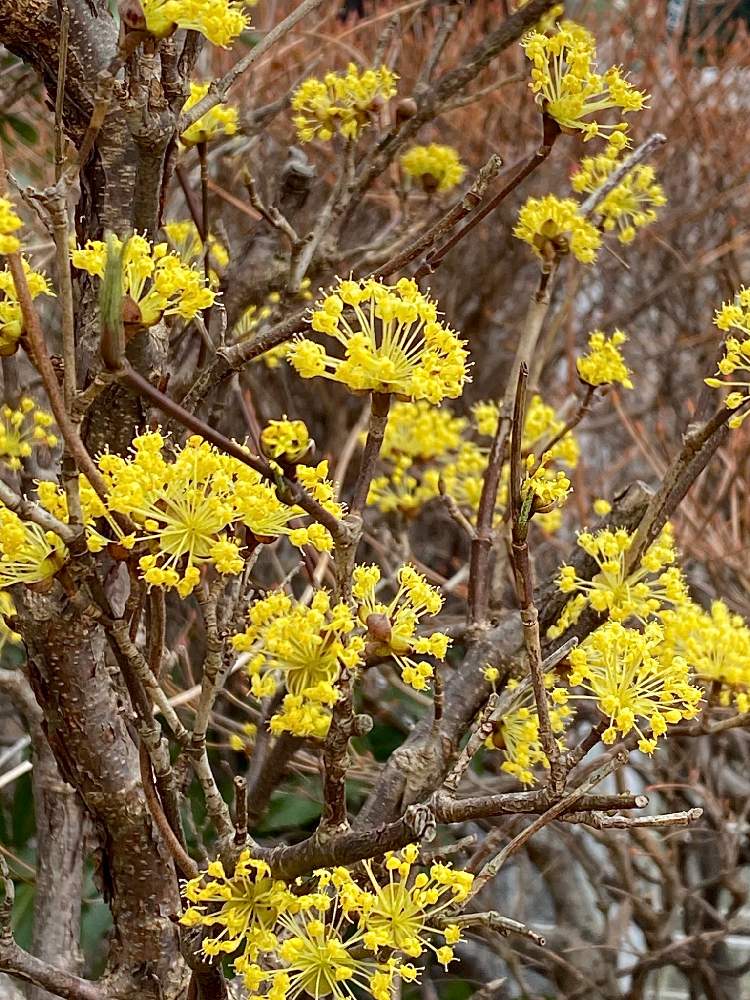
(519, 452, 572, 519)
(486, 678, 572, 786)
(662, 601, 750, 713)
(367, 394, 578, 532)
(577, 330, 633, 388)
(0, 197, 22, 255)
(705, 286, 750, 428)
(0, 508, 67, 589)
(0, 260, 54, 356)
(163, 219, 229, 283)
(400, 144, 466, 193)
(514, 194, 602, 264)
(572, 148, 667, 244)
(567, 621, 701, 753)
(140, 0, 248, 47)
(181, 846, 474, 999)
(260, 419, 311, 463)
(232, 590, 363, 739)
(0, 591, 20, 650)
(0, 398, 57, 471)
(521, 23, 647, 141)
(291, 64, 397, 142)
(289, 277, 469, 404)
(549, 525, 688, 638)
(353, 564, 449, 691)
(71, 234, 214, 328)
(82, 430, 340, 597)
(180, 81, 239, 146)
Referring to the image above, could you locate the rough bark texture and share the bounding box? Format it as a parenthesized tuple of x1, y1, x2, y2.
(17, 589, 185, 1000)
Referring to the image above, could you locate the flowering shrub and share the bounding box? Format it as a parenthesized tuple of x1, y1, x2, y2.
(0, 2, 748, 999)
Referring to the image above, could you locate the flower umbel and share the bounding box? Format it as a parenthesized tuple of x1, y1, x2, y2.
(180, 81, 239, 146)
(140, 0, 249, 46)
(567, 621, 702, 753)
(0, 508, 68, 588)
(577, 330, 633, 388)
(352, 564, 450, 691)
(0, 398, 57, 470)
(0, 197, 22, 255)
(71, 234, 214, 327)
(291, 64, 397, 142)
(572, 147, 666, 244)
(549, 525, 688, 638)
(515, 195, 602, 264)
(522, 23, 647, 140)
(705, 286, 750, 427)
(0, 260, 54, 356)
(400, 144, 465, 193)
(289, 277, 469, 403)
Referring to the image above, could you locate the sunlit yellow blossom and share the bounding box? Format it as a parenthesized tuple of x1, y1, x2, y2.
(97, 433, 249, 596)
(572, 149, 666, 244)
(0, 260, 54, 356)
(0, 508, 68, 588)
(260, 418, 311, 463)
(661, 600, 750, 713)
(232, 590, 364, 738)
(577, 330, 633, 388)
(335, 843, 472, 962)
(514, 195, 602, 264)
(163, 219, 229, 283)
(567, 621, 702, 753)
(549, 524, 688, 638)
(71, 234, 214, 327)
(141, 0, 249, 46)
(593, 498, 612, 516)
(352, 564, 449, 691)
(0, 398, 57, 470)
(0, 197, 22, 255)
(181, 852, 292, 963)
(289, 277, 469, 403)
(180, 81, 239, 146)
(705, 286, 750, 427)
(486, 678, 572, 786)
(519, 452, 572, 519)
(381, 401, 467, 464)
(521, 24, 647, 140)
(292, 64, 397, 142)
(400, 144, 465, 193)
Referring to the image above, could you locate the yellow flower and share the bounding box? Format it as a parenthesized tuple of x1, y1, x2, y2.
(520, 452, 572, 518)
(0, 260, 54, 356)
(521, 23, 647, 140)
(486, 679, 572, 786)
(289, 277, 469, 403)
(335, 843, 472, 960)
(352, 564, 449, 691)
(400, 144, 465, 193)
(163, 219, 229, 281)
(381, 401, 467, 464)
(180, 81, 239, 146)
(71, 234, 214, 328)
(181, 851, 292, 963)
(232, 590, 364, 738)
(705, 287, 750, 428)
(260, 418, 311, 463)
(141, 0, 249, 46)
(291, 64, 397, 143)
(567, 621, 702, 753)
(0, 398, 57, 470)
(549, 524, 688, 638)
(0, 508, 68, 588)
(577, 329, 633, 388)
(593, 498, 612, 516)
(661, 600, 750, 713)
(0, 197, 22, 255)
(514, 194, 602, 264)
(0, 591, 21, 649)
(572, 149, 666, 244)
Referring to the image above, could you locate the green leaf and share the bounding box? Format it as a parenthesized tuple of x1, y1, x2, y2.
(5, 115, 38, 146)
(257, 789, 321, 834)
